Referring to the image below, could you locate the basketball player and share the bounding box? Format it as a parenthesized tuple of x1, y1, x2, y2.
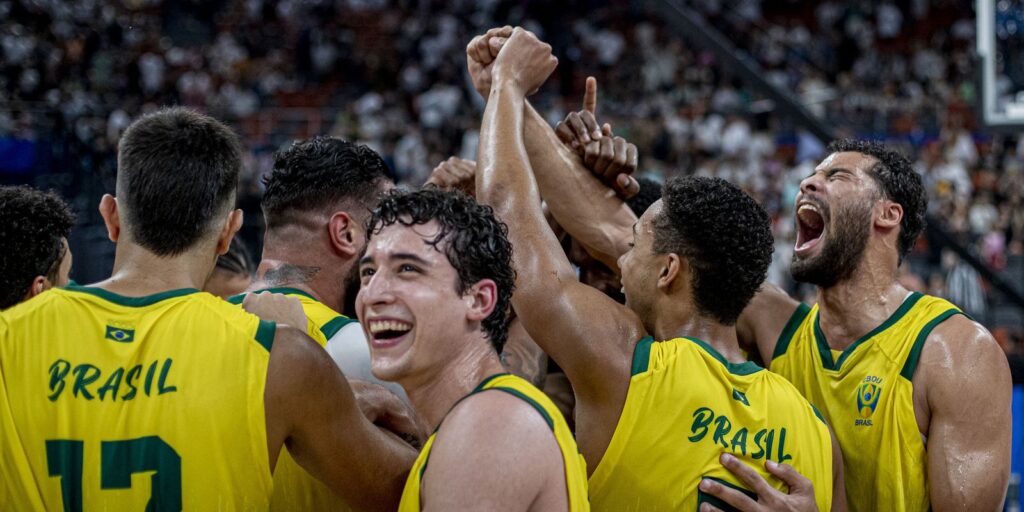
(357, 188, 589, 511)
(0, 185, 74, 310)
(475, 27, 841, 510)
(732, 140, 1011, 511)
(0, 108, 416, 510)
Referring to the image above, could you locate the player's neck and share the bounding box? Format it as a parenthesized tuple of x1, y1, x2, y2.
(816, 260, 908, 349)
(99, 243, 214, 295)
(253, 255, 347, 313)
(402, 343, 506, 432)
(654, 311, 746, 364)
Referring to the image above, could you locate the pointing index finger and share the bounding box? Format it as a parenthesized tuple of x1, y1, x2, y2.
(584, 76, 597, 115)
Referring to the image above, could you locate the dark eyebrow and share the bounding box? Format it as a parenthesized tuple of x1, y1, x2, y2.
(359, 252, 431, 267)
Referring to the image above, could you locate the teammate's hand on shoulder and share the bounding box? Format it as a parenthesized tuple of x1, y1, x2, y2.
(466, 26, 512, 98)
(553, 77, 640, 199)
(491, 27, 557, 96)
(349, 379, 425, 448)
(700, 453, 818, 512)
(424, 157, 476, 196)
(241, 292, 307, 331)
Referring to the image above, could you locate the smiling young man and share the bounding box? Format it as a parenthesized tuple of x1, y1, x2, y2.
(474, 27, 839, 511)
(356, 188, 589, 511)
(736, 140, 1012, 511)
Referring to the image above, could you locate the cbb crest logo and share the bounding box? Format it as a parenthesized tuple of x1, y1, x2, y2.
(856, 381, 882, 418)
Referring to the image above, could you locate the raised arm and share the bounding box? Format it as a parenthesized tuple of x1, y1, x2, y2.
(466, 28, 636, 272)
(920, 317, 1011, 511)
(474, 27, 645, 400)
(265, 325, 417, 512)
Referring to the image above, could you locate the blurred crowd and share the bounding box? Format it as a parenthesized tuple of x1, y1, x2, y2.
(1, 0, 1021, 333)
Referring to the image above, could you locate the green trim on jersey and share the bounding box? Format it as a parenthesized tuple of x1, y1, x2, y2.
(899, 308, 962, 380)
(227, 287, 320, 305)
(686, 338, 763, 376)
(813, 292, 923, 371)
(491, 388, 556, 430)
(320, 316, 358, 340)
(254, 320, 276, 352)
(631, 336, 655, 376)
(772, 303, 811, 361)
(64, 283, 200, 307)
(810, 404, 827, 425)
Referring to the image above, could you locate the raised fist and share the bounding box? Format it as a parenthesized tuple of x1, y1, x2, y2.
(466, 26, 512, 98)
(491, 27, 558, 96)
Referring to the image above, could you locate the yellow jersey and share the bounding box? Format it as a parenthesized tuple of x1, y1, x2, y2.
(770, 292, 962, 512)
(0, 284, 275, 510)
(229, 287, 358, 511)
(589, 337, 833, 511)
(228, 287, 355, 347)
(399, 373, 589, 512)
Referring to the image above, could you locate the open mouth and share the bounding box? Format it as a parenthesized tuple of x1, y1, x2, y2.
(367, 319, 414, 347)
(795, 203, 826, 254)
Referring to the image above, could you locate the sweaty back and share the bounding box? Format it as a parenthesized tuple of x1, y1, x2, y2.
(0, 284, 275, 510)
(589, 336, 833, 511)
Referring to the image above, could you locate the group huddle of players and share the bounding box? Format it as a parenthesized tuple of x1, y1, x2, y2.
(0, 26, 1012, 512)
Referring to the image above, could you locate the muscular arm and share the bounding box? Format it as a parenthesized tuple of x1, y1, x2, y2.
(502, 316, 548, 388)
(522, 103, 636, 272)
(918, 317, 1011, 511)
(420, 392, 564, 510)
(265, 326, 416, 512)
(735, 282, 801, 366)
(476, 35, 645, 464)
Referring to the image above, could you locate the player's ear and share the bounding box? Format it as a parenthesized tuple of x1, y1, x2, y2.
(464, 279, 498, 322)
(876, 199, 903, 230)
(215, 209, 244, 255)
(657, 253, 685, 292)
(99, 194, 121, 242)
(328, 211, 360, 257)
(23, 275, 50, 302)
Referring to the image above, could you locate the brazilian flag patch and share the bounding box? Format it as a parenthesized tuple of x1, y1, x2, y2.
(105, 325, 135, 343)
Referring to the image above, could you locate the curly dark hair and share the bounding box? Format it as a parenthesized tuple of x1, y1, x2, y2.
(826, 139, 925, 263)
(117, 107, 243, 256)
(366, 188, 516, 352)
(652, 176, 773, 325)
(626, 177, 663, 217)
(262, 136, 390, 228)
(0, 186, 75, 310)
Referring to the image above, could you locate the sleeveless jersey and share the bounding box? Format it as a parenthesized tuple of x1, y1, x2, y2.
(0, 284, 275, 510)
(589, 337, 833, 511)
(770, 292, 963, 512)
(229, 287, 359, 511)
(228, 287, 356, 347)
(399, 373, 589, 512)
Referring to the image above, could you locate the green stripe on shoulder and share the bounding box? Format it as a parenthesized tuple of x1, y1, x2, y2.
(900, 308, 963, 380)
(254, 320, 276, 352)
(319, 316, 358, 340)
(772, 303, 811, 361)
(631, 336, 655, 376)
(490, 387, 555, 431)
(810, 403, 827, 426)
(226, 293, 245, 305)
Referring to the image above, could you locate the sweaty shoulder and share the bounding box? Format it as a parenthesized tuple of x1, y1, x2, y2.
(916, 314, 1004, 382)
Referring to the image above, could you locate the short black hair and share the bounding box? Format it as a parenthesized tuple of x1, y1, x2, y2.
(216, 237, 255, 277)
(626, 177, 663, 217)
(262, 137, 390, 228)
(827, 139, 925, 262)
(652, 176, 773, 325)
(366, 189, 515, 352)
(0, 186, 75, 309)
(117, 107, 243, 256)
